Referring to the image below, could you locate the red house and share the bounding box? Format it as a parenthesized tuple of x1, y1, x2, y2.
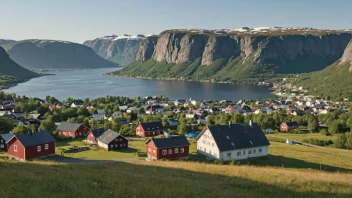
(145, 136, 190, 160)
(7, 131, 56, 161)
(136, 122, 164, 137)
(280, 122, 299, 132)
(57, 122, 90, 138)
(86, 128, 107, 144)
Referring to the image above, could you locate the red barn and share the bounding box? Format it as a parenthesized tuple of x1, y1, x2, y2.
(280, 122, 299, 132)
(57, 122, 90, 138)
(145, 136, 190, 160)
(86, 128, 107, 144)
(7, 131, 56, 161)
(136, 122, 164, 137)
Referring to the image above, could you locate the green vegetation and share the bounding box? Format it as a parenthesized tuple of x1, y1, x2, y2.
(108, 57, 290, 83)
(1, 141, 352, 198)
(296, 62, 352, 100)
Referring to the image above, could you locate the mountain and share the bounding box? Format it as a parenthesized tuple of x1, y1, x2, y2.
(83, 34, 146, 66)
(109, 28, 352, 83)
(0, 39, 16, 45)
(0, 46, 40, 89)
(1, 40, 119, 69)
(296, 40, 352, 99)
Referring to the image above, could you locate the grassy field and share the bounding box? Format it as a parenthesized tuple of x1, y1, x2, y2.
(0, 159, 351, 198)
(267, 132, 338, 142)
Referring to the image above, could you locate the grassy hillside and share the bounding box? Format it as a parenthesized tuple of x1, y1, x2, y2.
(108, 57, 288, 83)
(296, 61, 352, 99)
(0, 158, 351, 198)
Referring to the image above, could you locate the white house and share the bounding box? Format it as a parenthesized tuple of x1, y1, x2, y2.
(195, 122, 270, 161)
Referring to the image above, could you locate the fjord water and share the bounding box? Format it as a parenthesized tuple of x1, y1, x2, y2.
(3, 68, 273, 100)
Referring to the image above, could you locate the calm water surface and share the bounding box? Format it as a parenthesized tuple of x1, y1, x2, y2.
(3, 68, 273, 100)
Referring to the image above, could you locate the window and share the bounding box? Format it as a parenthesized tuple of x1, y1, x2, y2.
(115, 139, 118, 142)
(148, 148, 151, 152)
(153, 150, 156, 153)
(227, 153, 231, 157)
(248, 150, 252, 154)
(111, 145, 114, 148)
(168, 149, 172, 154)
(243, 150, 246, 155)
(212, 143, 214, 147)
(45, 144, 49, 150)
(253, 149, 256, 154)
(37, 146, 41, 152)
(175, 148, 179, 154)
(237, 151, 241, 156)
(14, 145, 17, 152)
(162, 150, 167, 155)
(115, 144, 118, 147)
(120, 144, 123, 147)
(180, 148, 184, 153)
(259, 148, 263, 153)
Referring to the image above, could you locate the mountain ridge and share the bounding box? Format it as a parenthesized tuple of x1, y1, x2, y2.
(110, 29, 352, 83)
(1, 39, 119, 69)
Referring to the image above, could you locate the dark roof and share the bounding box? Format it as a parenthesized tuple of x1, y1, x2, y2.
(96, 130, 127, 145)
(286, 122, 299, 127)
(196, 123, 270, 152)
(0, 133, 14, 142)
(146, 136, 190, 149)
(140, 122, 164, 131)
(57, 122, 82, 132)
(9, 131, 56, 147)
(90, 128, 108, 138)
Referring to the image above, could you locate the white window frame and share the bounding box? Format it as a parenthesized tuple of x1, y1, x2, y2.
(174, 148, 179, 154)
(259, 148, 262, 152)
(227, 153, 231, 157)
(180, 148, 184, 153)
(248, 150, 252, 154)
(37, 146, 41, 152)
(253, 149, 256, 154)
(168, 149, 172, 154)
(45, 144, 49, 150)
(237, 151, 241, 156)
(243, 150, 246, 155)
(14, 145, 17, 152)
(162, 150, 167, 155)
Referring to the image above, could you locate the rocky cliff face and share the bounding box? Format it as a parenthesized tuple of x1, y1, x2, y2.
(339, 40, 352, 71)
(2, 40, 118, 69)
(135, 36, 158, 62)
(84, 34, 146, 66)
(136, 29, 352, 74)
(0, 39, 16, 46)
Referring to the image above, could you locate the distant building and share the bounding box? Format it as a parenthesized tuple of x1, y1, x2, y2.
(7, 131, 56, 161)
(136, 122, 164, 137)
(145, 136, 190, 160)
(86, 128, 107, 144)
(57, 122, 90, 138)
(96, 130, 128, 151)
(280, 122, 299, 132)
(0, 133, 14, 151)
(195, 122, 270, 161)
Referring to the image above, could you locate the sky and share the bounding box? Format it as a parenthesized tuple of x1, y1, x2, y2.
(0, 0, 351, 43)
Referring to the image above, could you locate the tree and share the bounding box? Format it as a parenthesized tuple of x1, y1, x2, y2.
(345, 132, 352, 149)
(83, 118, 90, 128)
(261, 117, 275, 130)
(39, 116, 57, 133)
(0, 117, 14, 133)
(328, 120, 339, 134)
(77, 107, 90, 117)
(89, 120, 99, 130)
(12, 124, 30, 135)
(28, 124, 39, 132)
(104, 121, 113, 130)
(335, 134, 347, 149)
(307, 116, 319, 132)
(37, 105, 50, 115)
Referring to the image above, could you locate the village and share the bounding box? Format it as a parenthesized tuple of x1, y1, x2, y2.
(0, 79, 351, 163)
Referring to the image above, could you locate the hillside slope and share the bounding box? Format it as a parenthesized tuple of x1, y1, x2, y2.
(296, 40, 352, 99)
(0, 159, 351, 198)
(83, 34, 145, 66)
(111, 28, 352, 83)
(0, 39, 16, 45)
(0, 46, 40, 89)
(1, 40, 119, 69)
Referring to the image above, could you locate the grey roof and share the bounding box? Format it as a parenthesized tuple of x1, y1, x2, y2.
(90, 128, 108, 138)
(140, 122, 164, 132)
(57, 122, 82, 132)
(9, 131, 56, 147)
(97, 130, 127, 145)
(197, 123, 270, 152)
(0, 133, 14, 142)
(146, 136, 190, 149)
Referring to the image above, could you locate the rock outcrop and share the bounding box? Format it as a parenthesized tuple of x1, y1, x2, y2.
(339, 40, 352, 71)
(84, 34, 146, 66)
(2, 40, 118, 69)
(135, 36, 158, 62)
(136, 29, 352, 74)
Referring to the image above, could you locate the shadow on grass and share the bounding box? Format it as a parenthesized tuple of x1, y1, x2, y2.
(247, 154, 351, 173)
(0, 160, 350, 198)
(55, 137, 87, 147)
